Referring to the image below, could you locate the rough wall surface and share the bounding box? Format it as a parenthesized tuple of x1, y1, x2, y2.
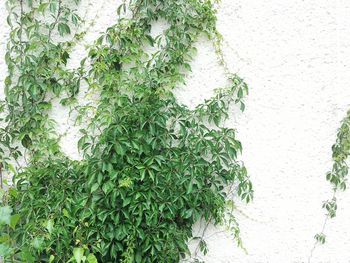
(1, 1, 350, 262)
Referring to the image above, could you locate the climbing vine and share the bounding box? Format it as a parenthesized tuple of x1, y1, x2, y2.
(309, 110, 350, 261)
(0, 0, 252, 262)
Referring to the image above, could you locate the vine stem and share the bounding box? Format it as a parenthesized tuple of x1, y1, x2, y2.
(48, 0, 62, 40)
(19, 0, 24, 64)
(0, 163, 3, 190)
(307, 190, 336, 263)
(131, 0, 144, 18)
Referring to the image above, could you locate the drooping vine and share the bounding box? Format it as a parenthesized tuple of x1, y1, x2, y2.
(0, 0, 252, 262)
(309, 110, 350, 262)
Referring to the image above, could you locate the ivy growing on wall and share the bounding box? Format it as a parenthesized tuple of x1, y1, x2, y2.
(309, 111, 350, 262)
(0, 0, 252, 262)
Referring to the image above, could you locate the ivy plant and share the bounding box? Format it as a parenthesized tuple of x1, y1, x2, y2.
(309, 110, 350, 262)
(0, 0, 252, 262)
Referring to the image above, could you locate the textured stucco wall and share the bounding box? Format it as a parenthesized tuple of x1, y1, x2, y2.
(1, 1, 350, 262)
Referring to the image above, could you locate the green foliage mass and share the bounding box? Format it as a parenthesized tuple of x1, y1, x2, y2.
(0, 0, 252, 262)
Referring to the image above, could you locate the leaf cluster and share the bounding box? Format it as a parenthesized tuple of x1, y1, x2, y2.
(314, 110, 350, 245)
(1, 0, 252, 262)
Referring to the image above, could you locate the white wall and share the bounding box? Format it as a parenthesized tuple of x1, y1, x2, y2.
(1, 1, 350, 262)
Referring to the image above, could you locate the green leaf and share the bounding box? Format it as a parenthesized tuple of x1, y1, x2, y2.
(237, 88, 243, 99)
(9, 214, 20, 229)
(20, 248, 35, 262)
(186, 181, 193, 194)
(9, 188, 17, 198)
(102, 181, 114, 194)
(0, 243, 11, 257)
(46, 219, 54, 234)
(0, 206, 12, 226)
(63, 208, 70, 218)
(86, 253, 97, 263)
(114, 143, 125, 156)
(0, 234, 9, 243)
(91, 183, 99, 193)
(117, 3, 126, 15)
(38, 3, 49, 13)
(183, 209, 193, 219)
(315, 233, 326, 244)
(49, 2, 57, 13)
(71, 14, 80, 26)
(240, 101, 245, 112)
(27, 0, 33, 7)
(21, 134, 32, 149)
(73, 247, 85, 263)
(58, 23, 71, 36)
(135, 251, 142, 263)
(32, 237, 44, 250)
